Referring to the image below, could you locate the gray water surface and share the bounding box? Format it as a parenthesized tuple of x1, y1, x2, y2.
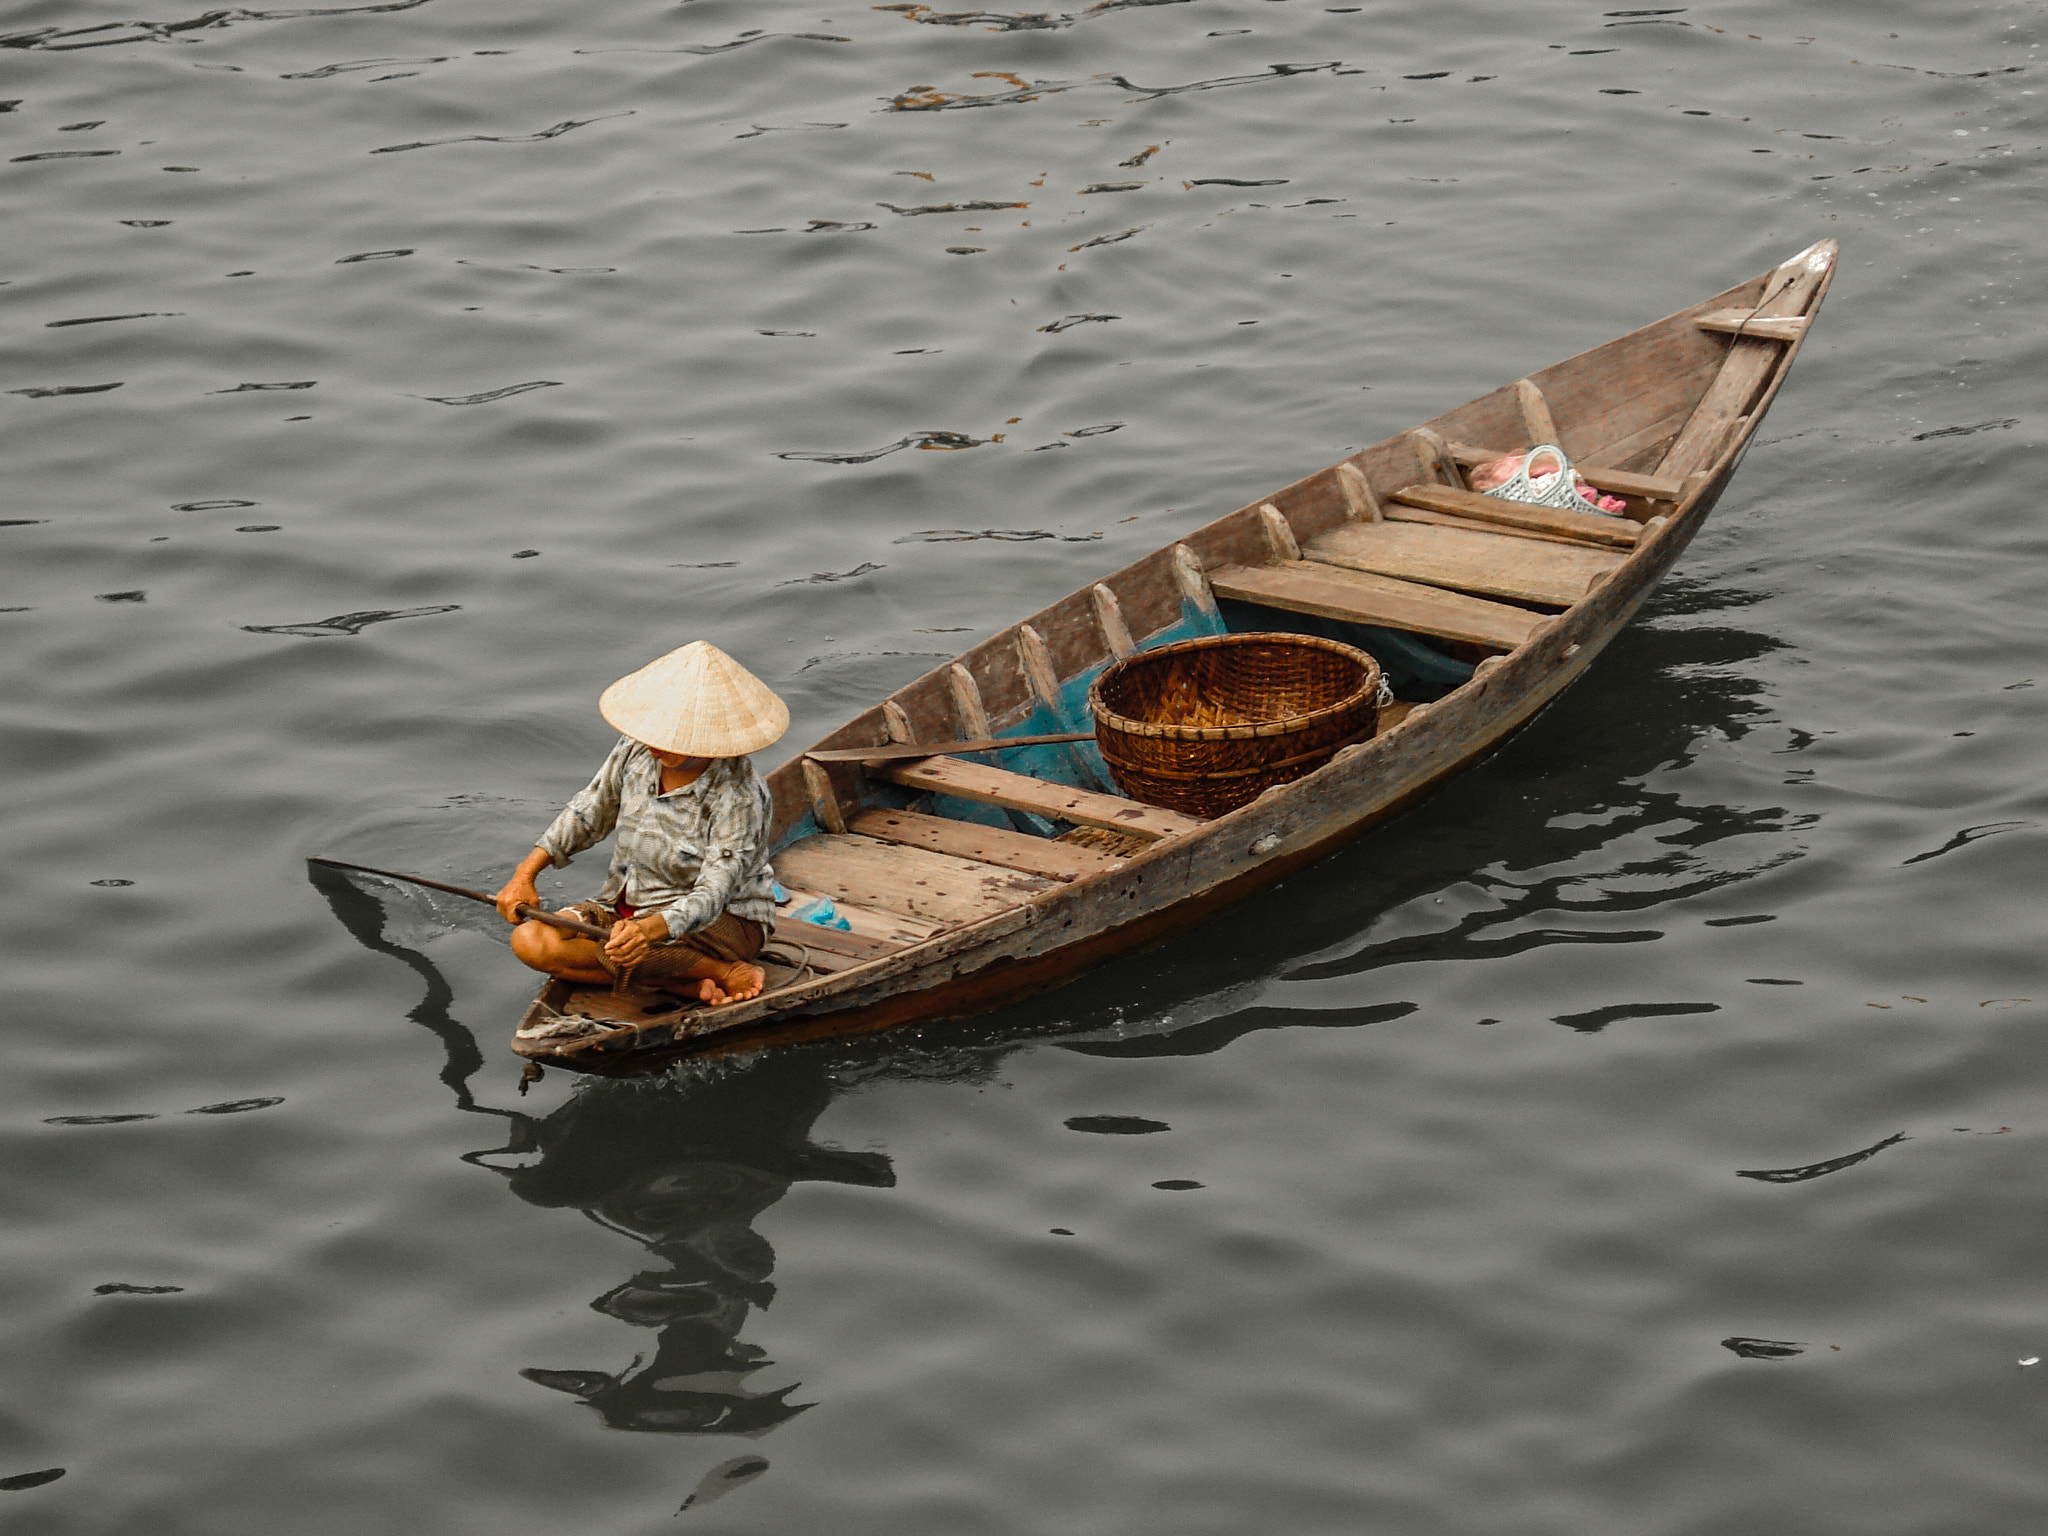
(3, 1, 2044, 1531)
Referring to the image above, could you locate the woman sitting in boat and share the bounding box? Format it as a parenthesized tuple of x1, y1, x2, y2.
(493, 641, 787, 1006)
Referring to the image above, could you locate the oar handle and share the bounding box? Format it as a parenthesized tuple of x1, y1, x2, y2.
(518, 905, 613, 941)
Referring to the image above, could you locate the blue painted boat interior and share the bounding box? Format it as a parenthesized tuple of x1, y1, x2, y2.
(774, 596, 1477, 853)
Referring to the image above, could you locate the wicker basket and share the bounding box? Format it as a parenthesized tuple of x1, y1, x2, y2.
(1088, 633, 1382, 818)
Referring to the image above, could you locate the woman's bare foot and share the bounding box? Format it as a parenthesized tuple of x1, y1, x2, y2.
(680, 961, 765, 1006)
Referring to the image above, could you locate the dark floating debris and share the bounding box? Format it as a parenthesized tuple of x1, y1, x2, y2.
(209, 382, 314, 393)
(671, 561, 740, 569)
(1038, 313, 1119, 332)
(95, 590, 146, 603)
(280, 54, 451, 79)
(804, 219, 876, 232)
(897, 529, 1101, 544)
(1402, 71, 1451, 79)
(1065, 1114, 1169, 1134)
(120, 219, 171, 226)
(419, 380, 561, 405)
(1110, 61, 1341, 101)
(1902, 820, 2030, 866)
(45, 1113, 155, 1126)
(1704, 914, 1774, 927)
(90, 878, 133, 886)
(94, 1282, 184, 1295)
(1069, 227, 1142, 250)
(759, 330, 816, 337)
(1186, 176, 1288, 186)
(875, 0, 1190, 32)
(236, 525, 281, 532)
(1049, 1227, 1075, 1235)
(0, 0, 432, 51)
(172, 499, 258, 510)
(371, 111, 632, 154)
(878, 199, 1028, 215)
(1738, 1132, 1908, 1185)
(335, 248, 414, 263)
(510, 548, 539, 558)
(0, 1469, 65, 1493)
(0, 519, 48, 527)
(188, 1097, 284, 1115)
(240, 605, 460, 638)
(777, 430, 991, 464)
(10, 149, 119, 160)
(1551, 1001, 1718, 1033)
(1080, 181, 1145, 193)
(733, 122, 848, 138)
(778, 563, 885, 586)
(1598, 88, 1642, 94)
(679, 1455, 771, 1513)
(1721, 1337, 1804, 1360)
(1912, 418, 2018, 441)
(945, 246, 985, 254)
(1066, 422, 1123, 436)
(9, 382, 122, 397)
(578, 31, 848, 55)
(877, 5, 1066, 31)
(46, 312, 179, 327)
(1151, 1179, 1204, 1190)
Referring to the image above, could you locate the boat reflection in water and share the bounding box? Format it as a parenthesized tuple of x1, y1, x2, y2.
(503, 1061, 893, 1435)
(304, 865, 895, 1440)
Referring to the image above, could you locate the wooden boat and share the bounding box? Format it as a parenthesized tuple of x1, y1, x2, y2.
(513, 240, 1837, 1075)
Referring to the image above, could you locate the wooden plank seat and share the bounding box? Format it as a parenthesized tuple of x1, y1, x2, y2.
(774, 883, 940, 946)
(1382, 502, 1610, 550)
(1305, 519, 1622, 609)
(1443, 442, 1686, 504)
(777, 832, 1057, 929)
(761, 940, 870, 976)
(848, 807, 1127, 882)
(768, 912, 904, 962)
(1209, 560, 1543, 652)
(877, 756, 1206, 841)
(1386, 485, 1641, 550)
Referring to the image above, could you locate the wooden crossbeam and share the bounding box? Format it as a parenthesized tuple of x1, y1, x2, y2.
(1694, 310, 1807, 343)
(847, 808, 1125, 883)
(1387, 484, 1641, 549)
(1209, 559, 1542, 651)
(878, 757, 1206, 841)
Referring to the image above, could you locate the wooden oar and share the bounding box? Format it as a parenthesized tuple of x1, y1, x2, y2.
(804, 730, 1095, 764)
(306, 856, 613, 939)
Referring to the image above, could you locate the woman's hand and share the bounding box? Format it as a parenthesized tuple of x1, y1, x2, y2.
(604, 914, 665, 969)
(494, 878, 541, 924)
(496, 847, 553, 923)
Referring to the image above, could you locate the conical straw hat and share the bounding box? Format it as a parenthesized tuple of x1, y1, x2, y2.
(599, 641, 789, 757)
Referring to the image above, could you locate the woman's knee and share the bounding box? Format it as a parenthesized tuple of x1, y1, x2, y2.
(509, 921, 560, 969)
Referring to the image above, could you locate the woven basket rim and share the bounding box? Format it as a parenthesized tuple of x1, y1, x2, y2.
(1088, 632, 1381, 743)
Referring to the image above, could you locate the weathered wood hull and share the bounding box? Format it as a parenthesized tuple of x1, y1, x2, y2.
(515, 242, 1836, 1075)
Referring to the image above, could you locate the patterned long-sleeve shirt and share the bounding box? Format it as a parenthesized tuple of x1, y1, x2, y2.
(534, 739, 778, 937)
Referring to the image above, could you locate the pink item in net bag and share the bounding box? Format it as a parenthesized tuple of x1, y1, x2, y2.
(1471, 453, 1627, 514)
